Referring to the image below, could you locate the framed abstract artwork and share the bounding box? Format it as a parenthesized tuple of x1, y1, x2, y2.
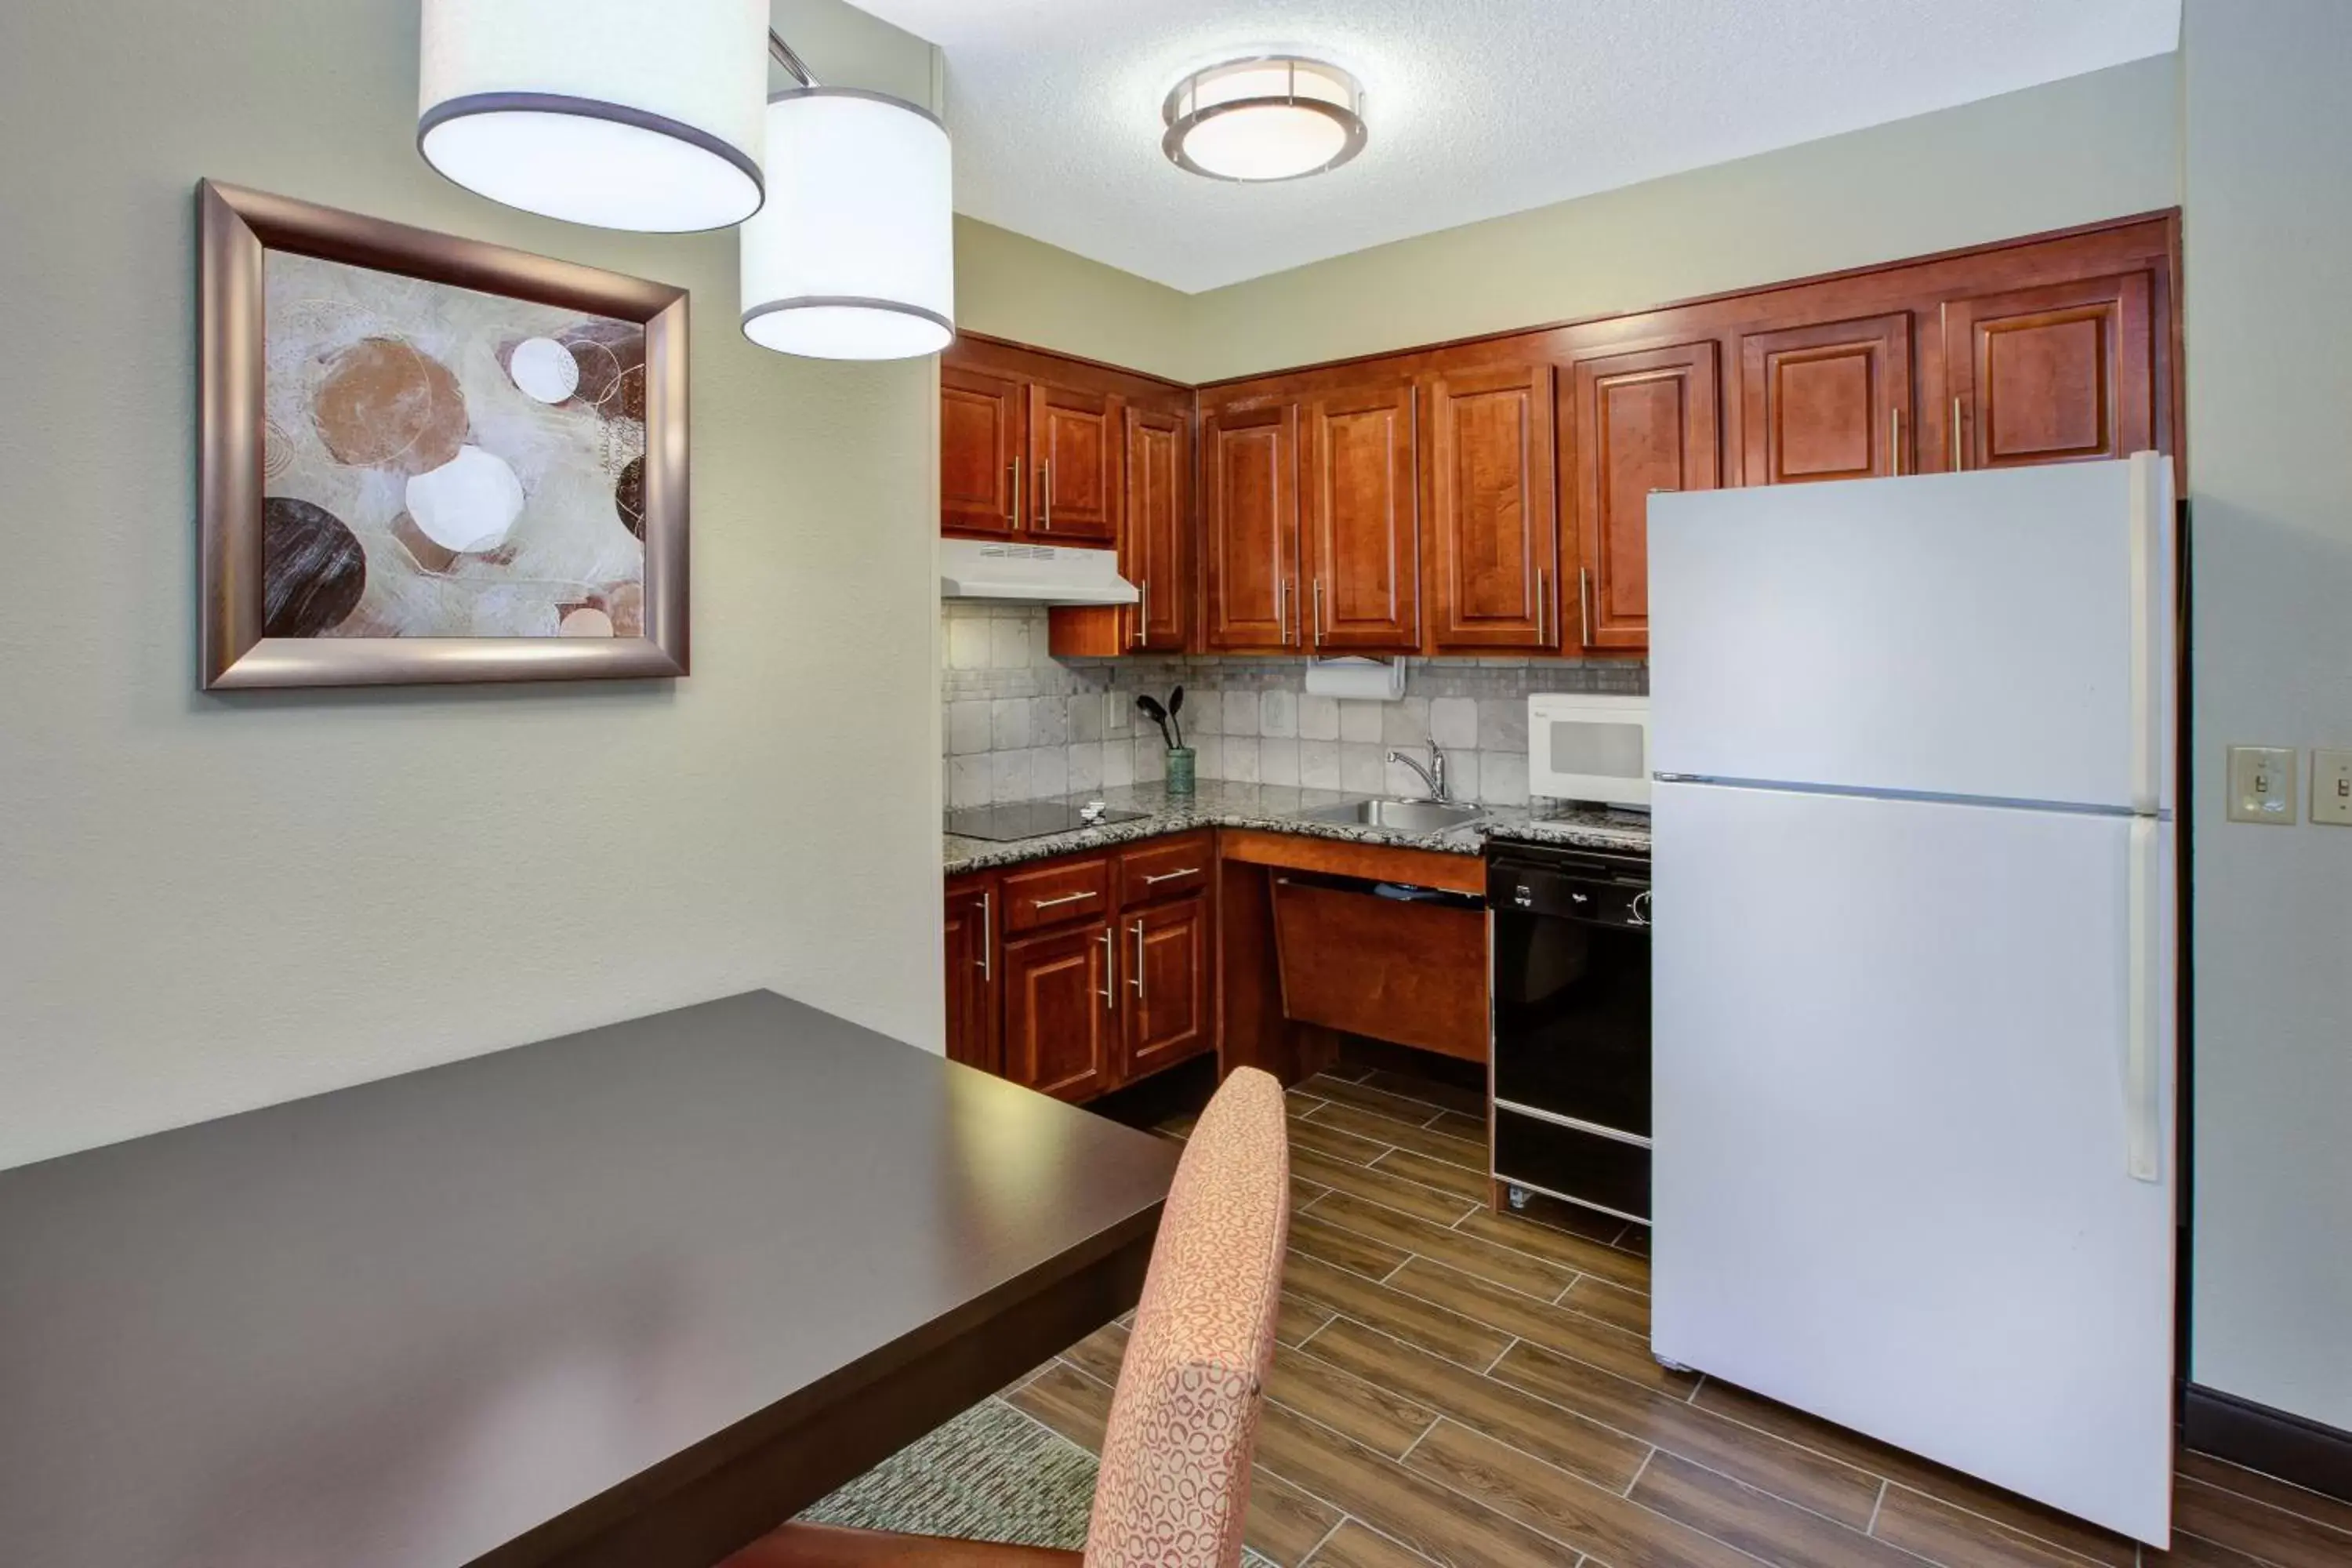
(197, 180, 689, 688)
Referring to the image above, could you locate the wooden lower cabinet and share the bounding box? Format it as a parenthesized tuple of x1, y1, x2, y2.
(1121, 896, 1210, 1081)
(954, 829, 1501, 1093)
(943, 877, 998, 1074)
(946, 837, 1217, 1103)
(1001, 920, 1117, 1102)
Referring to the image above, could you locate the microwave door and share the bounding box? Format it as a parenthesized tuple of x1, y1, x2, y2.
(1530, 695, 1652, 807)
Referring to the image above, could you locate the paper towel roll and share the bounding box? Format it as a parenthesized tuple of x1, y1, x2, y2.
(1302, 656, 1406, 701)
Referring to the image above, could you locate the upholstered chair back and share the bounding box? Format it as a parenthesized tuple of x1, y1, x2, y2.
(1082, 1068, 1290, 1568)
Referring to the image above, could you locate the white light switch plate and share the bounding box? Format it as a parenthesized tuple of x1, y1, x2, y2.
(2227, 746, 2297, 825)
(2313, 750, 2352, 825)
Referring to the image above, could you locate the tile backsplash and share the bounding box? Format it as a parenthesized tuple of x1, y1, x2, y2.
(942, 603, 1646, 811)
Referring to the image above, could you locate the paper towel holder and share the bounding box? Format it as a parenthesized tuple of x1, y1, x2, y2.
(1303, 655, 1406, 701)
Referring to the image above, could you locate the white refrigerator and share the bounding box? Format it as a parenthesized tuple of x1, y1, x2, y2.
(1647, 453, 2178, 1547)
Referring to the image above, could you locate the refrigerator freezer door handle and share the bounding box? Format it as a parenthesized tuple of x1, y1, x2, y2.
(2127, 452, 2165, 816)
(2125, 817, 2161, 1183)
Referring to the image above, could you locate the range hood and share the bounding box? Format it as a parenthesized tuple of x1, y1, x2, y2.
(939, 538, 1139, 605)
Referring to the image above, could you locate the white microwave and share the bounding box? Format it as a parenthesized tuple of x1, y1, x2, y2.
(1526, 693, 1652, 809)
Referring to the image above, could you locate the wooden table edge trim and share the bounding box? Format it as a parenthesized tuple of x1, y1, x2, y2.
(479, 1200, 1167, 1568)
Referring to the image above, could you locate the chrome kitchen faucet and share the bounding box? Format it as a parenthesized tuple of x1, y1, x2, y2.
(1387, 739, 1449, 803)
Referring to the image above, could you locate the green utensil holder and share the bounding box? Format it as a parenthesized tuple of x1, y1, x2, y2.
(1165, 746, 1196, 796)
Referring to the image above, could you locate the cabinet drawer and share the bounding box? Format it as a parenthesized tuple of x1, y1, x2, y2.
(1000, 856, 1113, 934)
(1119, 834, 1212, 906)
(1494, 1107, 1650, 1225)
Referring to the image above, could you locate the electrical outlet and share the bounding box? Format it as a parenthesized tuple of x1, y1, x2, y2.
(2313, 750, 2352, 826)
(2227, 746, 2297, 825)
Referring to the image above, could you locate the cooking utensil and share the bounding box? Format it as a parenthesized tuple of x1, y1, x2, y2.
(1168, 685, 1185, 748)
(1134, 693, 1174, 750)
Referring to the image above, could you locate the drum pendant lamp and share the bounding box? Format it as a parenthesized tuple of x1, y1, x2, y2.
(417, 0, 770, 233)
(417, 5, 956, 359)
(739, 88, 956, 361)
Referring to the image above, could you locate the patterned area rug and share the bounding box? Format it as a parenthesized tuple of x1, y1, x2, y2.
(800, 1396, 1278, 1566)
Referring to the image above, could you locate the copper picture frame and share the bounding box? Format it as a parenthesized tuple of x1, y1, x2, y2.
(198, 180, 690, 688)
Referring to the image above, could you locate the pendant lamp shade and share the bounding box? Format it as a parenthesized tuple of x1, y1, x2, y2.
(419, 0, 769, 233)
(740, 89, 955, 361)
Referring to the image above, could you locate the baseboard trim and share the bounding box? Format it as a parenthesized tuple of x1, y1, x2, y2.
(2183, 1384, 2352, 1505)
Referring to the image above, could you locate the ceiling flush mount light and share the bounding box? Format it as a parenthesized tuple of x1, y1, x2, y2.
(1162, 56, 1367, 183)
(739, 72, 955, 361)
(417, 0, 769, 232)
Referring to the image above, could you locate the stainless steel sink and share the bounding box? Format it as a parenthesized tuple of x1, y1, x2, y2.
(1295, 798, 1487, 833)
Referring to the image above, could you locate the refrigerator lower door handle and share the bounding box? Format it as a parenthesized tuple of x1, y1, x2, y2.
(2125, 817, 2161, 1183)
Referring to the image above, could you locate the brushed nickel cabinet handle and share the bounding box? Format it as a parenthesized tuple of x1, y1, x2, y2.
(1313, 577, 1326, 647)
(1134, 579, 1149, 648)
(1141, 867, 1201, 885)
(1951, 396, 1965, 472)
(1578, 567, 1594, 648)
(1031, 890, 1096, 911)
(978, 891, 992, 979)
(1890, 408, 1903, 477)
(1098, 926, 1115, 1011)
(1130, 920, 1146, 998)
(1042, 459, 1054, 530)
(1006, 462, 1018, 529)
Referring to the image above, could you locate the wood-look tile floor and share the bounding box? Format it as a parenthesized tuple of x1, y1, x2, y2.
(1004, 1065, 2352, 1568)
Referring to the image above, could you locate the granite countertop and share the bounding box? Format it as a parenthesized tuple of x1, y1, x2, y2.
(943, 780, 1651, 877)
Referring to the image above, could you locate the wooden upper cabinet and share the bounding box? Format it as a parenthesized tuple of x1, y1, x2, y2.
(942, 879, 998, 1076)
(1565, 341, 1722, 652)
(979, 217, 2177, 662)
(1000, 921, 1115, 1102)
(941, 367, 1024, 538)
(1029, 383, 1121, 543)
(1423, 364, 1559, 652)
(1940, 271, 2155, 472)
(1120, 897, 1210, 1082)
(1124, 405, 1189, 651)
(1740, 314, 1915, 485)
(1303, 383, 1421, 652)
(1202, 401, 1300, 652)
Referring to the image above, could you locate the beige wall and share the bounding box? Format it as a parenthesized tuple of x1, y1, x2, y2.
(0, 0, 946, 1171)
(2181, 0, 2352, 1433)
(956, 56, 2180, 387)
(955, 216, 1195, 382)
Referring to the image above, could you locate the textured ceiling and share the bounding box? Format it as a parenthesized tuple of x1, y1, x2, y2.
(848, 0, 2179, 293)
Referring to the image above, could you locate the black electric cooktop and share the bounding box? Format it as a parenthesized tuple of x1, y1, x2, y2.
(944, 800, 1149, 843)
